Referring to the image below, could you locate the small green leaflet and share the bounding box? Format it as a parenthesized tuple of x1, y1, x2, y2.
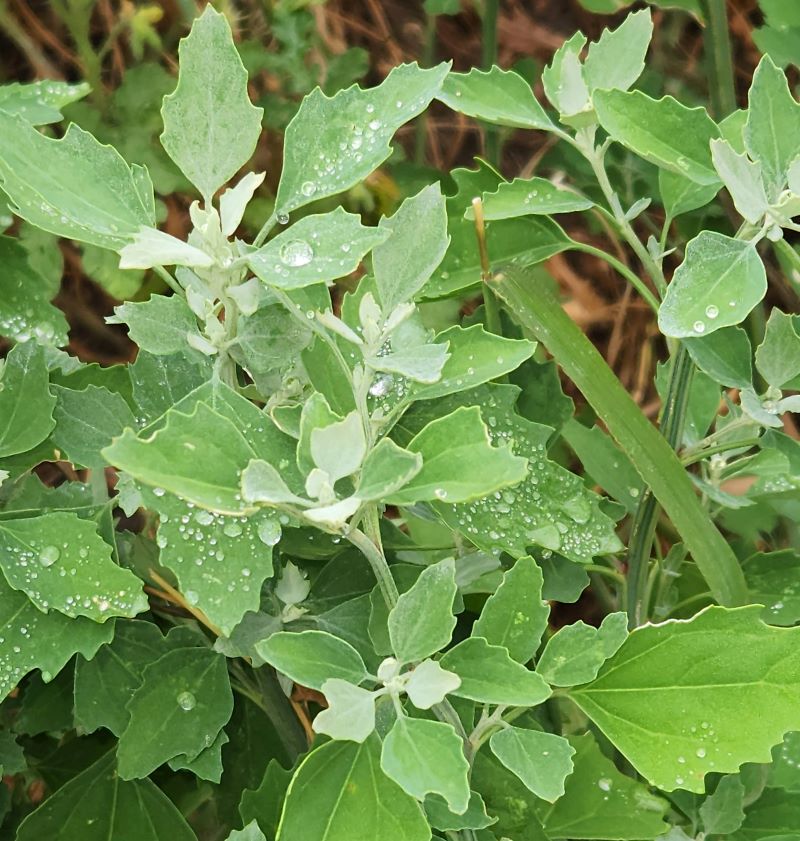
(571, 606, 800, 793)
(0, 113, 154, 249)
(314, 679, 377, 742)
(108, 294, 202, 356)
(710, 139, 769, 224)
(0, 79, 90, 124)
(0, 577, 113, 702)
(387, 405, 528, 505)
(439, 637, 551, 706)
(248, 208, 387, 290)
(117, 647, 233, 779)
(276, 736, 430, 841)
(16, 751, 196, 841)
(381, 717, 470, 813)
(472, 556, 549, 663)
(0, 340, 56, 458)
(388, 558, 457, 663)
(542, 33, 590, 123)
(730, 787, 800, 840)
(594, 89, 721, 185)
(534, 733, 669, 839)
(0, 512, 147, 621)
(582, 9, 652, 94)
(489, 727, 575, 802)
(743, 550, 800, 626)
(658, 231, 767, 339)
(52, 384, 136, 470)
(0, 236, 68, 346)
(160, 5, 263, 202)
(437, 66, 553, 129)
(755, 309, 800, 389)
(700, 775, 746, 835)
(169, 728, 229, 782)
(469, 177, 593, 220)
(424, 792, 496, 832)
(356, 439, 423, 501)
(373, 183, 449, 312)
(256, 630, 368, 690)
(141, 485, 279, 636)
(537, 612, 628, 686)
(276, 62, 449, 216)
(684, 326, 754, 390)
(225, 822, 267, 841)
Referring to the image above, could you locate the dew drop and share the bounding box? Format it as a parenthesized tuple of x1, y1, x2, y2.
(153, 487, 166, 497)
(696, 747, 707, 758)
(257, 519, 281, 547)
(598, 778, 612, 792)
(434, 488, 448, 500)
(38, 546, 60, 567)
(185, 590, 199, 605)
(693, 320, 706, 334)
(301, 181, 317, 197)
(276, 212, 289, 225)
(369, 374, 394, 397)
(705, 304, 719, 319)
(223, 522, 243, 538)
(279, 240, 314, 267)
(176, 691, 196, 711)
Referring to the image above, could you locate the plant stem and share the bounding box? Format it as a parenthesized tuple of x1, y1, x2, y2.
(681, 437, 762, 466)
(571, 241, 660, 312)
(253, 210, 278, 249)
(472, 196, 504, 336)
(491, 267, 748, 609)
(703, 0, 737, 119)
(625, 343, 694, 626)
(481, 0, 500, 164)
(346, 526, 399, 607)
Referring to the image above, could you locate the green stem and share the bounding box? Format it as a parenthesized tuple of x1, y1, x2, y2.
(626, 343, 694, 627)
(702, 0, 737, 118)
(253, 210, 279, 249)
(681, 437, 762, 466)
(490, 267, 748, 609)
(153, 265, 184, 296)
(571, 241, 660, 312)
(346, 526, 400, 607)
(481, 0, 500, 164)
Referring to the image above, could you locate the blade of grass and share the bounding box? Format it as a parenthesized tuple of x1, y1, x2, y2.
(491, 266, 748, 608)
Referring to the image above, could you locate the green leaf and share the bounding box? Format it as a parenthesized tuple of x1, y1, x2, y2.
(117, 647, 233, 779)
(387, 406, 527, 505)
(0, 512, 147, 621)
(571, 606, 800, 793)
(276, 62, 448, 216)
(74, 619, 177, 736)
(356, 439, 423, 501)
(255, 630, 368, 691)
(0, 730, 25, 775)
(314, 678, 377, 742)
(118, 227, 214, 270)
(756, 309, 800, 389)
(105, 384, 297, 514)
(239, 759, 293, 840)
(388, 558, 457, 663)
(537, 612, 628, 686)
(743, 550, 800, 626)
(658, 231, 767, 338)
(489, 727, 575, 802)
(0, 577, 112, 702)
(248, 208, 387, 290)
(439, 637, 551, 706)
(276, 736, 429, 841)
(472, 556, 549, 663)
(710, 139, 769, 224)
(381, 717, 470, 813)
(404, 658, 461, 709)
(168, 728, 229, 782)
(52, 384, 136, 470)
(437, 66, 553, 130)
(229, 305, 311, 379)
(659, 169, 720, 219)
(310, 410, 366, 481)
(700, 775, 746, 834)
(0, 79, 90, 124)
(368, 343, 450, 385)
(744, 55, 800, 198)
(583, 9, 653, 93)
(0, 341, 56, 458)
(594, 89, 720, 185)
(470, 177, 593, 220)
(562, 419, 642, 513)
(0, 236, 68, 346)
(226, 822, 267, 841)
(410, 325, 536, 401)
(730, 787, 800, 840)
(141, 485, 279, 636)
(108, 294, 201, 355)
(0, 114, 154, 249)
(424, 791, 496, 832)
(160, 5, 263, 201)
(16, 751, 196, 841)
(534, 733, 669, 839)
(542, 33, 591, 122)
(129, 349, 212, 424)
(405, 385, 621, 564)
(684, 326, 754, 390)
(770, 732, 800, 792)
(374, 184, 449, 311)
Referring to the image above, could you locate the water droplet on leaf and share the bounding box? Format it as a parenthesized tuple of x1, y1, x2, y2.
(279, 240, 314, 267)
(176, 691, 196, 711)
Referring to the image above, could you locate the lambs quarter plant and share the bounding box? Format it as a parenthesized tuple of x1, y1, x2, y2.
(0, 4, 800, 840)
